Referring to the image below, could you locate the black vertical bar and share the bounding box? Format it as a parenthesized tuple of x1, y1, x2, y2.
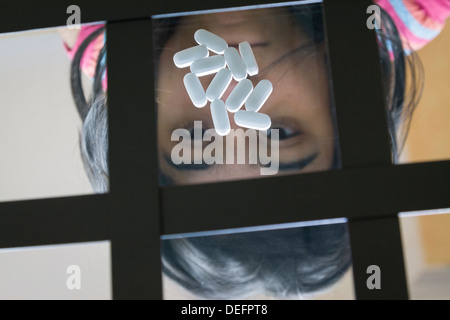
(323, 0, 392, 167)
(348, 216, 408, 299)
(107, 20, 162, 299)
(323, 0, 408, 299)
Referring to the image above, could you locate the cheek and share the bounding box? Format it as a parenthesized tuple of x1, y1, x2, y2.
(280, 56, 335, 164)
(279, 60, 332, 128)
(157, 51, 181, 141)
(158, 53, 182, 97)
(297, 58, 333, 133)
(157, 54, 194, 122)
(302, 58, 336, 166)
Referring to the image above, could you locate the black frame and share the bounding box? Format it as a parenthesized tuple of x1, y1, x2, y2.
(0, 0, 448, 300)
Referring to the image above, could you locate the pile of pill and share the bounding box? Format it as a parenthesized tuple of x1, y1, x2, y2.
(173, 29, 273, 136)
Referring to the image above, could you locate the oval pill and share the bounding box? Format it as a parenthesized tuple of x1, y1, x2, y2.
(190, 55, 226, 77)
(225, 78, 253, 113)
(211, 99, 230, 136)
(173, 45, 209, 68)
(224, 47, 247, 81)
(206, 68, 232, 102)
(194, 29, 228, 54)
(245, 79, 273, 112)
(183, 73, 207, 108)
(234, 110, 271, 131)
(239, 41, 259, 76)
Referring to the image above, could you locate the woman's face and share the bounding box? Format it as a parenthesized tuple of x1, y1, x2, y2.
(156, 7, 336, 185)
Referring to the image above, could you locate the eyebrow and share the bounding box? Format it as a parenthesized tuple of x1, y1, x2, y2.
(276, 152, 319, 171)
(164, 151, 319, 172)
(164, 153, 211, 171)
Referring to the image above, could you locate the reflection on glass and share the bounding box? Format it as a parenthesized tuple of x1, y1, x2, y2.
(0, 241, 111, 300)
(153, 1, 341, 186)
(399, 209, 450, 300)
(161, 219, 355, 300)
(0, 22, 107, 203)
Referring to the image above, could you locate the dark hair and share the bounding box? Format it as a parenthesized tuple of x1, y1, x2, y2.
(162, 223, 351, 299)
(72, 3, 422, 299)
(70, 25, 109, 192)
(377, 7, 423, 162)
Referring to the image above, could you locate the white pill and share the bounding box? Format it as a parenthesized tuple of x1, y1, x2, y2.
(239, 41, 259, 76)
(194, 29, 228, 54)
(234, 110, 271, 131)
(224, 47, 247, 81)
(183, 73, 207, 108)
(210, 99, 230, 136)
(173, 45, 209, 68)
(225, 78, 253, 113)
(190, 55, 226, 77)
(245, 79, 273, 112)
(206, 68, 232, 102)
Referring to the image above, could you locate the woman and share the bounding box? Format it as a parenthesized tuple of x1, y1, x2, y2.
(65, 1, 447, 299)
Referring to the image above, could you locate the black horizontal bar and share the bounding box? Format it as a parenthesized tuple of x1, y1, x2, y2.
(0, 194, 110, 249)
(0, 0, 293, 34)
(2, 160, 445, 249)
(161, 160, 450, 235)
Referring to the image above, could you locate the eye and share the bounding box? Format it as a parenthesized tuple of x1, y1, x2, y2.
(267, 126, 300, 140)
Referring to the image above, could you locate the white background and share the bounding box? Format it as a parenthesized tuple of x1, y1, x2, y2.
(0, 27, 94, 203)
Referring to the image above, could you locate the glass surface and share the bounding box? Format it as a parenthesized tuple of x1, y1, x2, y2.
(0, 22, 108, 203)
(161, 219, 355, 300)
(0, 241, 111, 300)
(399, 209, 450, 300)
(153, 1, 341, 186)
